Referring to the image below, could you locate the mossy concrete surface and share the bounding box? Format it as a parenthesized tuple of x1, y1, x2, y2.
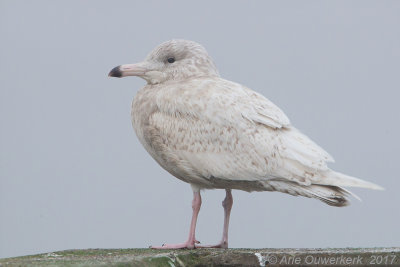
(0, 248, 399, 267)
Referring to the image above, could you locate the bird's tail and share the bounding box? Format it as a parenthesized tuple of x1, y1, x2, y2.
(297, 184, 352, 207)
(318, 171, 384, 190)
(266, 171, 383, 207)
(266, 180, 353, 207)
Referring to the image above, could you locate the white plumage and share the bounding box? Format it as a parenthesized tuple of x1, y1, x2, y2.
(109, 39, 383, 249)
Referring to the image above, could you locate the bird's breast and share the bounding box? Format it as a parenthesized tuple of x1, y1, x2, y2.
(131, 86, 159, 153)
(130, 85, 197, 183)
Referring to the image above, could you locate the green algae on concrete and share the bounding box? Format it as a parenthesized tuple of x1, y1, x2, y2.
(1, 248, 399, 267)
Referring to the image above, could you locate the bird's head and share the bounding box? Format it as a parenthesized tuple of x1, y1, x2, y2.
(108, 39, 219, 84)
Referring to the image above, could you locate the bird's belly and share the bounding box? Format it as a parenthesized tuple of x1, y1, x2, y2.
(134, 126, 207, 186)
(131, 101, 205, 185)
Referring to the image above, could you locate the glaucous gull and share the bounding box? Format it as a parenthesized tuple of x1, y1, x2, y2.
(109, 40, 383, 249)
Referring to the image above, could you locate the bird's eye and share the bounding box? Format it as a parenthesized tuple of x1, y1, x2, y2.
(167, 57, 175, 63)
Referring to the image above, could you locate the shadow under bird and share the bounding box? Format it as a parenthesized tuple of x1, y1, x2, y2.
(108, 39, 383, 249)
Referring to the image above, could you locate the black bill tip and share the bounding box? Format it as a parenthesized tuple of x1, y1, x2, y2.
(108, 66, 122, 78)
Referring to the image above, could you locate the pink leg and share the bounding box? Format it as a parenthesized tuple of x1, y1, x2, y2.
(150, 190, 202, 249)
(197, 189, 233, 248)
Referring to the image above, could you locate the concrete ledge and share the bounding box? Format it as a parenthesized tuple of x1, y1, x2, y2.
(1, 248, 399, 266)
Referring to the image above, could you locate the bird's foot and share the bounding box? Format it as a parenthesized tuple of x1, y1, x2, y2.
(195, 240, 228, 249)
(150, 239, 200, 249)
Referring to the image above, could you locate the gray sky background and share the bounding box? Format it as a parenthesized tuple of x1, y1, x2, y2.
(1, 0, 399, 258)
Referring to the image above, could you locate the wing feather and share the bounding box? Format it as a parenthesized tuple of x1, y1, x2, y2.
(149, 77, 333, 187)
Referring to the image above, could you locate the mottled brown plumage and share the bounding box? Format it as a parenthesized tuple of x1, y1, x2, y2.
(109, 39, 383, 249)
